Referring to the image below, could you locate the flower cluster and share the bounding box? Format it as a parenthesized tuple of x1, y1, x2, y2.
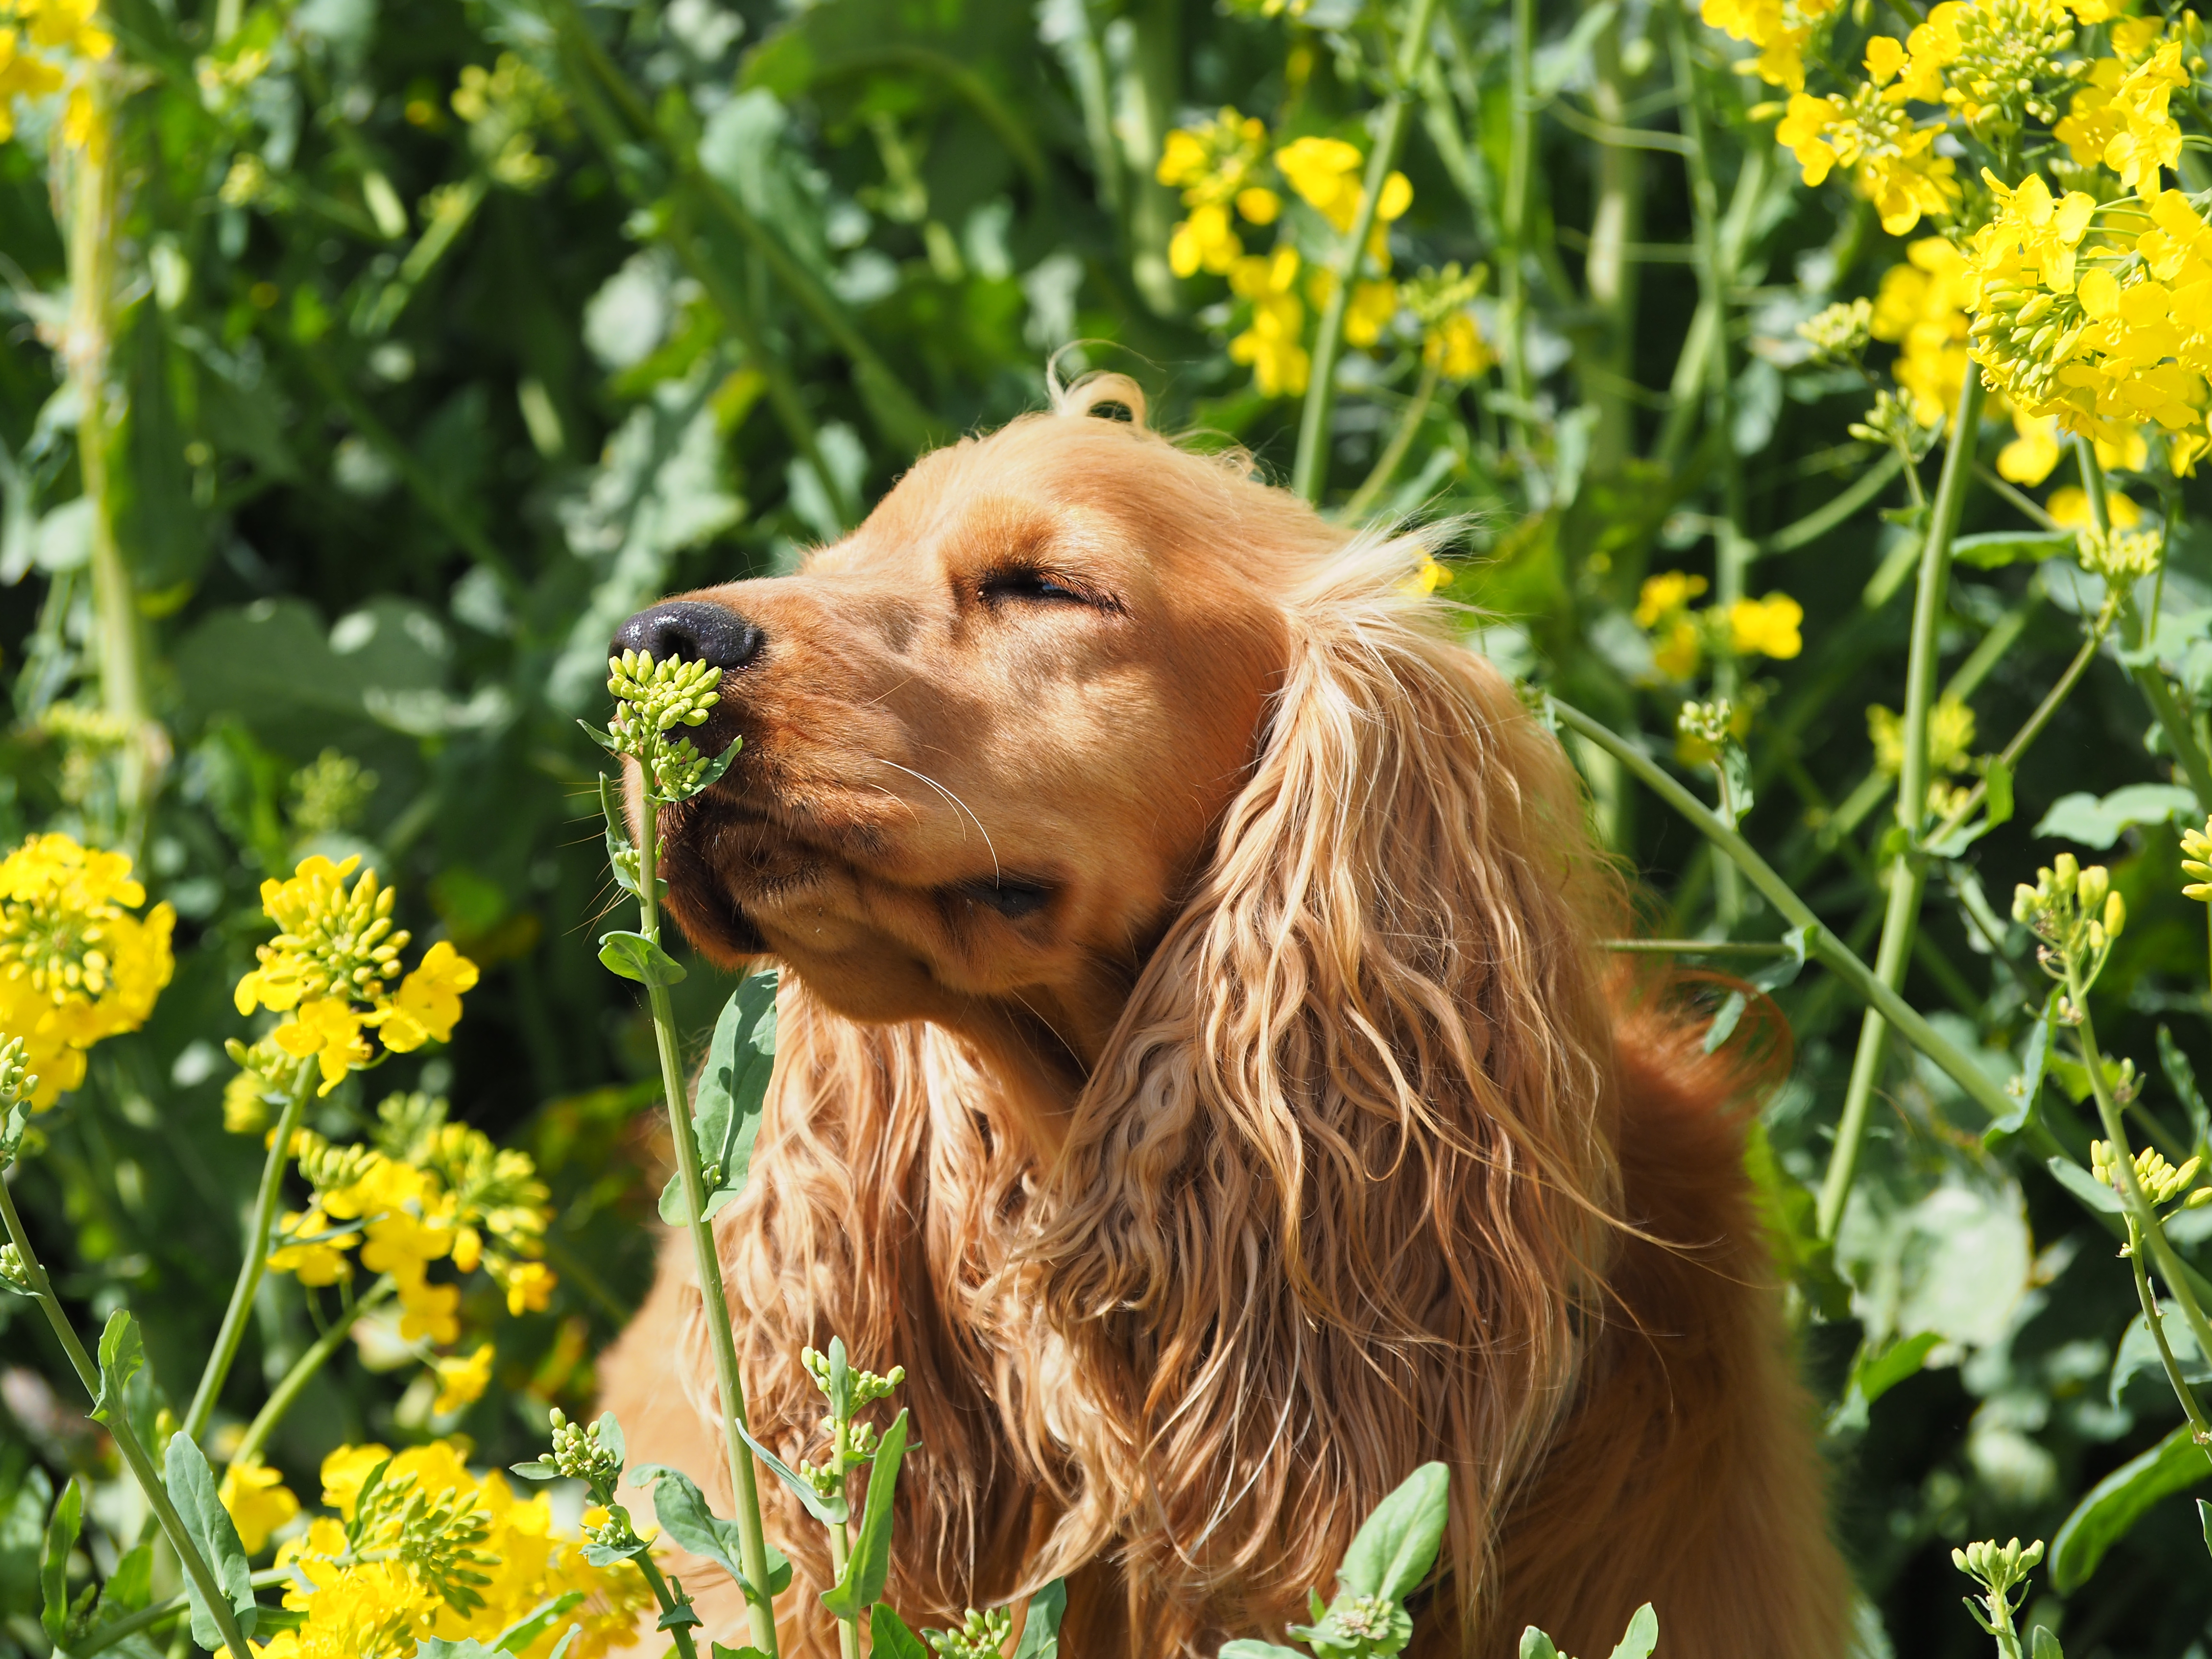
(263, 1091, 556, 1408)
(925, 1606, 1015, 1659)
(1871, 238, 1976, 431)
(1776, 76, 1959, 237)
(604, 649, 730, 803)
(2092, 1138, 2212, 1206)
(1699, 0, 1840, 90)
(2012, 852, 2127, 993)
(1633, 573, 1804, 682)
(234, 854, 479, 1094)
(452, 51, 565, 192)
(237, 1439, 653, 1659)
(1866, 695, 1981, 817)
(1155, 111, 1429, 400)
(0, 0, 110, 148)
(0, 833, 173, 1106)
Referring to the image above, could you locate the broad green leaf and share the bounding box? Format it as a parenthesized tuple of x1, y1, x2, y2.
(659, 1602, 705, 1631)
(1218, 1644, 1306, 1659)
(40, 1478, 82, 1647)
(871, 1606, 933, 1659)
(1010, 1578, 1068, 1659)
(1336, 1461, 1450, 1601)
(1828, 1332, 1942, 1436)
(632, 1463, 792, 1603)
(493, 1592, 586, 1653)
(596, 1412, 626, 1466)
(1987, 991, 2060, 1144)
(713, 1648, 772, 1659)
(165, 1431, 260, 1645)
(1518, 1631, 1561, 1659)
(824, 1335, 854, 1422)
(2109, 1308, 2210, 1409)
(1745, 1120, 1849, 1322)
(2047, 1157, 2124, 1215)
(2050, 1423, 2212, 1590)
(2030, 1627, 2065, 1659)
(91, 1310, 143, 1425)
(1607, 1603, 1658, 1659)
(1951, 529, 2077, 568)
(733, 1417, 850, 1525)
(2033, 783, 2200, 851)
(661, 970, 778, 1226)
(598, 929, 687, 987)
(818, 1407, 909, 1620)
(100, 1540, 155, 1614)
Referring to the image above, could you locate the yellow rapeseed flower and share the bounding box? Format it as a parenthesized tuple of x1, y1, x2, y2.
(431, 1343, 495, 1413)
(0, 833, 174, 1106)
(1228, 246, 1309, 397)
(1699, 0, 1841, 91)
(219, 1455, 301, 1555)
(1635, 571, 1710, 629)
(1728, 594, 1804, 659)
(381, 940, 481, 1052)
(1275, 136, 1411, 236)
(1776, 85, 1959, 235)
(1424, 311, 1491, 379)
(1872, 239, 1976, 428)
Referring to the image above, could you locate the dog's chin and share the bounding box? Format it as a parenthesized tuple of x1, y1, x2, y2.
(656, 797, 795, 967)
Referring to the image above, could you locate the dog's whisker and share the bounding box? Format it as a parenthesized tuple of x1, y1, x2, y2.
(868, 755, 1001, 882)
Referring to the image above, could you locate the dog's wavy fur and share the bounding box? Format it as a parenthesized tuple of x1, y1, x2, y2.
(598, 375, 1851, 1659)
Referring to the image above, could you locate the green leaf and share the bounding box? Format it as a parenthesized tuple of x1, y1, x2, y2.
(1950, 529, 2077, 569)
(659, 1602, 705, 1631)
(1744, 1120, 1849, 1322)
(1987, 991, 2060, 1145)
(2033, 783, 2200, 851)
(712, 1647, 772, 1659)
(2160, 1025, 2210, 1151)
(1518, 1631, 1561, 1659)
(165, 1430, 260, 1645)
(508, 1457, 562, 1481)
(818, 1407, 909, 1620)
(2050, 1423, 2212, 1590)
(732, 1417, 851, 1526)
(91, 1310, 144, 1425)
(1010, 1578, 1068, 1659)
(2201, 1497, 2212, 1565)
(660, 970, 779, 1226)
(599, 774, 645, 899)
(1217, 1645, 1307, 1659)
(2109, 1307, 2210, 1408)
(1336, 1461, 1450, 1602)
(871, 1605, 933, 1659)
(1984, 754, 2014, 830)
(598, 929, 688, 987)
(633, 1463, 792, 1603)
(493, 1592, 587, 1653)
(596, 1412, 626, 1466)
(1828, 1332, 1942, 1436)
(40, 1478, 82, 1647)
(100, 1540, 154, 1614)
(1607, 1604, 1659, 1659)
(2030, 1627, 2065, 1659)
(2046, 1156, 2125, 1215)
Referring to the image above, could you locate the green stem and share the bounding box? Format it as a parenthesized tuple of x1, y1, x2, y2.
(1291, 0, 1443, 503)
(1925, 619, 2107, 846)
(636, 796, 781, 1659)
(1816, 372, 1985, 1241)
(1602, 938, 1794, 955)
(230, 1278, 397, 1467)
(2128, 1214, 2212, 1440)
(1497, 0, 1535, 448)
(0, 1179, 254, 1659)
(2079, 439, 2212, 811)
(826, 1518, 859, 1659)
(1341, 358, 1441, 521)
(637, 1550, 704, 1659)
(72, 1568, 294, 1659)
(185, 1067, 315, 1440)
(2070, 967, 2212, 1375)
(1758, 449, 1906, 555)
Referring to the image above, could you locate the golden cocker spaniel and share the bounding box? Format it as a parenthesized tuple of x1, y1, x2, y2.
(597, 374, 1850, 1659)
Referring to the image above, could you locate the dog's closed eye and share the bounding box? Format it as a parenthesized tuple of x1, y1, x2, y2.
(954, 877, 1055, 918)
(978, 567, 1110, 609)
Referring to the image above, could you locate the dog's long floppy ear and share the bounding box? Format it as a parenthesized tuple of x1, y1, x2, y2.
(1023, 539, 1627, 1645)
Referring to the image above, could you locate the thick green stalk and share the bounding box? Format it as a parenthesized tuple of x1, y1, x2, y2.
(231, 1278, 397, 1466)
(1291, 0, 1443, 503)
(636, 802, 781, 1658)
(636, 1551, 704, 1659)
(826, 1520, 858, 1659)
(1578, 0, 1642, 477)
(1497, 0, 1535, 446)
(1816, 372, 1985, 1240)
(0, 1179, 254, 1659)
(2079, 439, 2212, 810)
(185, 1068, 314, 1439)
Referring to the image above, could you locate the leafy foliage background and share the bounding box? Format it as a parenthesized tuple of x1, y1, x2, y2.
(4, 0, 2212, 1652)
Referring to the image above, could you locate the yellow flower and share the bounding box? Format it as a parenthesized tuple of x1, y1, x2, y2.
(22, 0, 113, 59)
(1276, 137, 1411, 237)
(1728, 594, 1804, 659)
(219, 1455, 301, 1555)
(267, 1207, 358, 1286)
(1236, 186, 1280, 224)
(1342, 278, 1399, 348)
(0, 31, 65, 144)
(1868, 696, 1978, 777)
(2046, 485, 2141, 528)
(1652, 618, 1704, 681)
(500, 1259, 557, 1316)
(271, 997, 372, 1095)
(1700, 0, 1841, 90)
(0, 833, 174, 1107)
(1872, 239, 1976, 428)
(2102, 38, 2188, 195)
(1864, 34, 1907, 84)
(398, 1276, 461, 1346)
(1423, 311, 1491, 379)
(1635, 571, 1709, 629)
(2181, 815, 2212, 900)
(234, 855, 408, 1019)
(379, 940, 480, 1052)
(1228, 247, 1309, 397)
(1997, 412, 2064, 485)
(1169, 201, 1242, 277)
(431, 1343, 495, 1413)
(1779, 84, 1960, 236)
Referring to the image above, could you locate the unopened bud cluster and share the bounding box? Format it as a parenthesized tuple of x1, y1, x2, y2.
(2181, 816, 2212, 902)
(1952, 1536, 2044, 1597)
(0, 1037, 36, 1110)
(2013, 854, 2125, 990)
(584, 1501, 647, 1555)
(923, 1606, 1014, 1659)
(2076, 524, 2163, 585)
(1798, 298, 1873, 361)
(1848, 388, 1936, 457)
(803, 1345, 905, 1408)
(1301, 1592, 1415, 1659)
(2092, 1140, 2212, 1208)
(0, 1242, 29, 1295)
(605, 652, 731, 802)
(1676, 697, 1735, 752)
(546, 1407, 624, 1487)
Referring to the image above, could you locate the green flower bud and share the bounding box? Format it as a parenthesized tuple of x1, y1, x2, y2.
(2053, 854, 2079, 898)
(2077, 864, 2109, 914)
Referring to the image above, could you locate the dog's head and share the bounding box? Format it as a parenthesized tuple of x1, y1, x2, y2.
(628, 375, 1336, 1065)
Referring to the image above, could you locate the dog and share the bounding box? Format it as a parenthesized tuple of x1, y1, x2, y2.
(596, 373, 1851, 1659)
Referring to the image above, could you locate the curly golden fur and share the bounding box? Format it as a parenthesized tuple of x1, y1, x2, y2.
(596, 375, 1851, 1659)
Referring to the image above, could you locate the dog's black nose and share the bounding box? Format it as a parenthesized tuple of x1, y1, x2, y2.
(611, 600, 764, 671)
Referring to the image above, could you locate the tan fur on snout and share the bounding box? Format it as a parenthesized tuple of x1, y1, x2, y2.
(597, 374, 1852, 1659)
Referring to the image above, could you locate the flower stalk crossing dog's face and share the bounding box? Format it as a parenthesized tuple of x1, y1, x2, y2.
(616, 407, 1304, 1079)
